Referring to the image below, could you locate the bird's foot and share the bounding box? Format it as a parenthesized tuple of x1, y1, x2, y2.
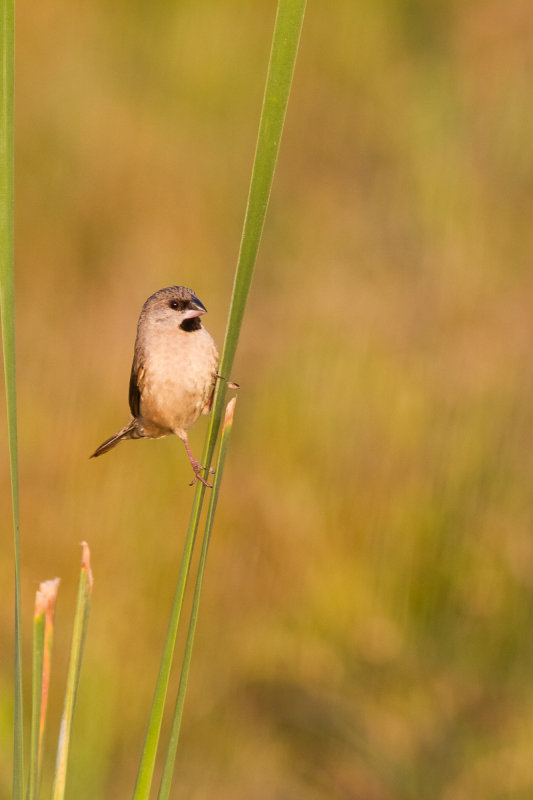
(189, 460, 215, 488)
(183, 437, 215, 487)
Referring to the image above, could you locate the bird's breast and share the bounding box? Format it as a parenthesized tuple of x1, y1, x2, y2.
(138, 327, 219, 437)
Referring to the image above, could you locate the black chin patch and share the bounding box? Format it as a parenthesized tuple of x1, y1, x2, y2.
(180, 317, 201, 332)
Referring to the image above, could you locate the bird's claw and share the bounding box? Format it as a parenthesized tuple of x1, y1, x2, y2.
(189, 461, 215, 488)
(215, 373, 240, 390)
(189, 475, 212, 488)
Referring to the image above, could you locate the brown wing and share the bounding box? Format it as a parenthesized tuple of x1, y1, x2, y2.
(129, 359, 145, 418)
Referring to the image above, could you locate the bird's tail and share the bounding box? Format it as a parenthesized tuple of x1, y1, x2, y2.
(90, 419, 139, 458)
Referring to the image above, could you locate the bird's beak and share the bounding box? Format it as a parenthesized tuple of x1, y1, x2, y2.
(182, 295, 207, 320)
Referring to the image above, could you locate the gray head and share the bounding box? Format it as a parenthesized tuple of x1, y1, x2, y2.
(138, 286, 207, 332)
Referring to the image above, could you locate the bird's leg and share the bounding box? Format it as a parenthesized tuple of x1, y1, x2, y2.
(182, 436, 215, 488)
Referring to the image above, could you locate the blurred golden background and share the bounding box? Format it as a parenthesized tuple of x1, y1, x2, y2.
(1, 0, 533, 797)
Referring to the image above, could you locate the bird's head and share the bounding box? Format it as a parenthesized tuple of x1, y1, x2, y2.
(140, 286, 207, 332)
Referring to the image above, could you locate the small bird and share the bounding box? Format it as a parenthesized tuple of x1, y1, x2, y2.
(91, 286, 219, 487)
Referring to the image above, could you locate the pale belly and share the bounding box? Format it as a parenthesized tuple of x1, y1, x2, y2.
(138, 328, 218, 439)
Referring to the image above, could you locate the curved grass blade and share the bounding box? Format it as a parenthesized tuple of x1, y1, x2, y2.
(202, 0, 307, 473)
(0, 0, 23, 796)
(52, 544, 93, 800)
(157, 398, 237, 800)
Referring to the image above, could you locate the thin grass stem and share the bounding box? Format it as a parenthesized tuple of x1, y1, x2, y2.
(52, 545, 93, 800)
(157, 398, 237, 800)
(0, 0, 23, 796)
(26, 579, 60, 800)
(132, 481, 209, 800)
(27, 599, 46, 800)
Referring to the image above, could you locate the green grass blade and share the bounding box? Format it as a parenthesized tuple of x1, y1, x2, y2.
(203, 0, 307, 473)
(157, 399, 237, 800)
(0, 0, 24, 797)
(26, 580, 60, 800)
(221, 0, 307, 372)
(39, 581, 60, 776)
(27, 598, 46, 800)
(133, 3, 306, 796)
(52, 545, 93, 800)
(132, 485, 208, 800)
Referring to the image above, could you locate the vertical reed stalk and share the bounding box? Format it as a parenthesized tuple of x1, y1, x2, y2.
(132, 2, 306, 797)
(0, 1, 23, 797)
(132, 480, 210, 800)
(157, 398, 237, 800)
(27, 579, 60, 800)
(52, 544, 93, 800)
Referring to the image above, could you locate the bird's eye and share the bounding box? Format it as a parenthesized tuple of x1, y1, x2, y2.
(169, 299, 181, 310)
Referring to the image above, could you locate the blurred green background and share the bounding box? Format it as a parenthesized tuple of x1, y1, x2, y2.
(1, 0, 533, 797)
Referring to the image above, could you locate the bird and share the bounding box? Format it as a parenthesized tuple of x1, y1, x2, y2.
(91, 286, 219, 487)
